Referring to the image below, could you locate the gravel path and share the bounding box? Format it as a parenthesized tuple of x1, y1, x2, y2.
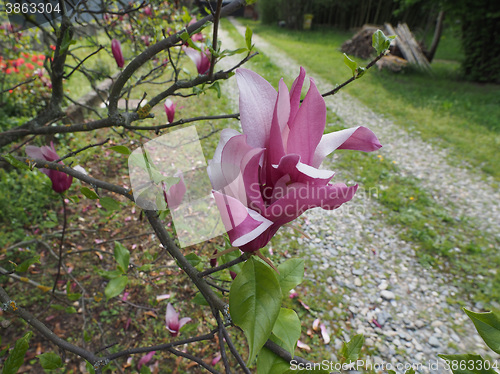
(216, 19, 494, 373)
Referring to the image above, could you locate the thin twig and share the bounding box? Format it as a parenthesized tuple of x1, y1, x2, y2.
(321, 50, 386, 98)
(209, 0, 223, 80)
(199, 253, 250, 277)
(52, 195, 68, 293)
(53, 138, 110, 163)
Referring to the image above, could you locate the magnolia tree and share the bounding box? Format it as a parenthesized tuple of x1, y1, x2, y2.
(1, 1, 499, 373)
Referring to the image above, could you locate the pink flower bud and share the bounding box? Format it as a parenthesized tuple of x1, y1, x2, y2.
(164, 98, 176, 123)
(111, 39, 124, 68)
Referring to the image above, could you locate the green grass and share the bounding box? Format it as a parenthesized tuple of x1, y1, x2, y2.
(221, 18, 500, 306)
(234, 19, 500, 181)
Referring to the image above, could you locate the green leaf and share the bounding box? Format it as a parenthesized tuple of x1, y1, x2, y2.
(81, 186, 98, 200)
(245, 26, 254, 50)
(60, 29, 76, 55)
(463, 308, 500, 354)
(105, 275, 128, 300)
(256, 347, 289, 374)
(109, 145, 131, 155)
(193, 292, 209, 306)
(277, 258, 304, 296)
(405, 369, 416, 374)
(85, 361, 96, 374)
(140, 365, 152, 374)
(208, 81, 221, 99)
(272, 308, 301, 356)
(3, 331, 32, 374)
(99, 196, 121, 211)
(15, 255, 40, 273)
(356, 66, 366, 79)
(438, 354, 499, 374)
(184, 253, 201, 267)
(372, 29, 395, 55)
(114, 241, 130, 273)
(343, 53, 357, 77)
(38, 352, 63, 370)
(220, 248, 244, 274)
(229, 257, 282, 365)
(2, 154, 30, 170)
(339, 334, 364, 364)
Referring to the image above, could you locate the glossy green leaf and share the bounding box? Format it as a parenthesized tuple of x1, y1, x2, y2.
(272, 308, 301, 356)
(340, 334, 365, 364)
(256, 347, 289, 374)
(81, 186, 98, 199)
(99, 196, 121, 211)
(372, 29, 395, 55)
(108, 145, 131, 155)
(184, 253, 201, 267)
(38, 352, 63, 370)
(15, 255, 40, 273)
(343, 53, 357, 77)
(229, 257, 281, 365)
(245, 26, 254, 50)
(85, 361, 96, 374)
(464, 308, 500, 354)
(438, 354, 498, 374)
(105, 275, 128, 300)
(277, 258, 304, 296)
(114, 241, 130, 273)
(2, 154, 29, 170)
(3, 331, 32, 374)
(405, 369, 416, 374)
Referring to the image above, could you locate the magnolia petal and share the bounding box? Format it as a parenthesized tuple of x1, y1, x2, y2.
(312, 126, 382, 168)
(236, 68, 277, 148)
(320, 323, 330, 344)
(289, 66, 306, 126)
(213, 192, 273, 249)
(163, 173, 186, 210)
(165, 303, 179, 326)
(287, 78, 326, 165)
(207, 129, 241, 191)
(265, 183, 358, 226)
(178, 317, 191, 330)
(272, 154, 334, 187)
(267, 78, 290, 167)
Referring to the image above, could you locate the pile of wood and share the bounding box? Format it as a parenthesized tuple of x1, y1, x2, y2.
(384, 23, 431, 71)
(341, 25, 379, 59)
(341, 23, 431, 71)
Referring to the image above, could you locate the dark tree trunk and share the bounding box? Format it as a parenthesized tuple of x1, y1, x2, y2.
(427, 10, 445, 62)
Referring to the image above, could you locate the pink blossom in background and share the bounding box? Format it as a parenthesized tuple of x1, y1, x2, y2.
(25, 142, 73, 193)
(137, 351, 155, 370)
(111, 39, 124, 68)
(164, 98, 176, 123)
(207, 68, 381, 252)
(183, 46, 211, 75)
(165, 303, 191, 337)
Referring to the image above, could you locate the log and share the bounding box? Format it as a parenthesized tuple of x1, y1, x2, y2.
(384, 22, 431, 71)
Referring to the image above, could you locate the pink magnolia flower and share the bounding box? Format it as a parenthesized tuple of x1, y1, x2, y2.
(25, 142, 73, 193)
(111, 39, 124, 68)
(183, 47, 211, 75)
(164, 98, 176, 123)
(207, 68, 381, 252)
(165, 303, 191, 337)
